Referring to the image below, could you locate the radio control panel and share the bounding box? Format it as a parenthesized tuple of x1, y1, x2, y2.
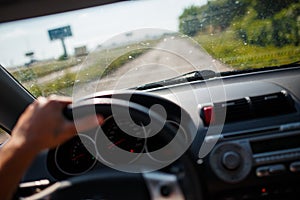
(205, 124, 300, 199)
(209, 129, 300, 182)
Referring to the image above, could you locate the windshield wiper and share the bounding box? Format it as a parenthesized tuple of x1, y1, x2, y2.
(134, 69, 217, 90)
(135, 60, 300, 90)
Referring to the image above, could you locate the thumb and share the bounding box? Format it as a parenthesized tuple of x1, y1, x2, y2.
(67, 114, 104, 134)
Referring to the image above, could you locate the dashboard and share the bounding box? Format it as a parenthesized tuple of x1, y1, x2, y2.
(21, 66, 300, 200)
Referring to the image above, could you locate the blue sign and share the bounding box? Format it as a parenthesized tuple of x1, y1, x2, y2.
(48, 25, 72, 41)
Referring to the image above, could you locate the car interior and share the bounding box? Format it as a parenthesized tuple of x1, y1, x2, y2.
(0, 0, 300, 199)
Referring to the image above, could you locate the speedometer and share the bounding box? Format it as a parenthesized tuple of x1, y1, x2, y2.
(54, 134, 97, 176)
(101, 116, 146, 153)
(100, 116, 182, 153)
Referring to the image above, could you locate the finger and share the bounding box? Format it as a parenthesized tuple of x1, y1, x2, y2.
(66, 114, 104, 134)
(45, 95, 73, 112)
(48, 95, 72, 104)
(34, 96, 48, 105)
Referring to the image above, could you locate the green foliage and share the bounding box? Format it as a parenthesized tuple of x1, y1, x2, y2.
(13, 68, 38, 82)
(272, 4, 300, 46)
(11, 58, 82, 83)
(27, 84, 43, 97)
(234, 3, 300, 47)
(27, 71, 77, 97)
(179, 6, 204, 36)
(233, 9, 274, 46)
(102, 49, 147, 77)
(204, 0, 250, 30)
(179, 0, 300, 47)
(58, 55, 68, 61)
(179, 0, 250, 36)
(254, 0, 298, 19)
(17, 46, 149, 97)
(179, 0, 300, 69)
(195, 31, 300, 70)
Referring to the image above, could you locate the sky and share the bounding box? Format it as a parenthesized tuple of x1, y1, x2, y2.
(0, 0, 206, 68)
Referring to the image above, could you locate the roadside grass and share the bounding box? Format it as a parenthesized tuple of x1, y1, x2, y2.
(195, 31, 300, 70)
(23, 44, 151, 97)
(101, 48, 148, 77)
(11, 33, 300, 97)
(10, 58, 83, 83)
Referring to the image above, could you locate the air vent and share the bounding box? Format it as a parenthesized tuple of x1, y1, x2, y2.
(250, 91, 296, 118)
(214, 97, 251, 123)
(204, 90, 297, 125)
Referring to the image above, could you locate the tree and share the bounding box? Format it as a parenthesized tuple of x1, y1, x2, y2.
(205, 0, 250, 30)
(272, 4, 300, 46)
(236, 3, 300, 47)
(179, 6, 203, 36)
(179, 0, 250, 36)
(254, 0, 299, 19)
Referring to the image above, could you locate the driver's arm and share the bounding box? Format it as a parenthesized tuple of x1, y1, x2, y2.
(0, 96, 103, 200)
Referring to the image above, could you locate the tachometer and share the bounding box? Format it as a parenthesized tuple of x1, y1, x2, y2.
(101, 116, 146, 153)
(100, 116, 183, 153)
(54, 134, 97, 176)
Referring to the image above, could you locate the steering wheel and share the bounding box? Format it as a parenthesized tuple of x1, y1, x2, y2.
(24, 92, 203, 200)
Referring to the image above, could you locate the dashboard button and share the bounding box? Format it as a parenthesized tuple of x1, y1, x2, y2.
(256, 164, 286, 177)
(256, 166, 270, 177)
(201, 105, 214, 126)
(290, 161, 300, 172)
(268, 164, 285, 175)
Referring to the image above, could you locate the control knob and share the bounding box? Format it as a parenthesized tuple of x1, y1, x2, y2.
(209, 142, 252, 183)
(222, 151, 241, 170)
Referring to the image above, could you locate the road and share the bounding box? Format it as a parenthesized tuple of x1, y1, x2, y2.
(0, 37, 231, 140)
(75, 36, 231, 95)
(29, 36, 231, 98)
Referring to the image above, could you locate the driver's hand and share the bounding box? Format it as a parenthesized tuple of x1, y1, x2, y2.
(10, 95, 103, 154)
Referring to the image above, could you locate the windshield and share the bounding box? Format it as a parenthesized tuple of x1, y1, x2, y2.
(0, 0, 299, 97)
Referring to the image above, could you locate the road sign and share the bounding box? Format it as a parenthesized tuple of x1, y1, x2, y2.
(48, 25, 72, 41)
(48, 25, 73, 58)
(25, 51, 34, 57)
